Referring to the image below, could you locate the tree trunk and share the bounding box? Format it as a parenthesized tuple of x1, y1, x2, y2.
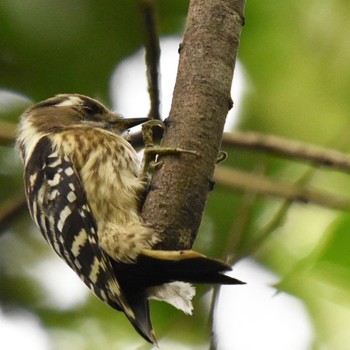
(141, 0, 246, 250)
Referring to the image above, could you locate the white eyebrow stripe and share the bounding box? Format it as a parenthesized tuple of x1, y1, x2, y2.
(54, 96, 82, 107)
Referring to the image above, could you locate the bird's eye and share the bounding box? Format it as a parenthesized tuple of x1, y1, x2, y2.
(82, 101, 100, 116)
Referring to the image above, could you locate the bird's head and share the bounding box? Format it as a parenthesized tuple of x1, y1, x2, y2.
(17, 94, 147, 163)
(20, 94, 147, 134)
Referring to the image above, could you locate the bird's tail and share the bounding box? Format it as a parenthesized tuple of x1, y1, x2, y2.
(113, 249, 244, 344)
(138, 249, 244, 285)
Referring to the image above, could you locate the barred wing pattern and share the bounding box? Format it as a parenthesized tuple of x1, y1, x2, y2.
(23, 136, 154, 339)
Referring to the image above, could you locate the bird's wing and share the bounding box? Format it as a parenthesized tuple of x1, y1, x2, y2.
(24, 136, 156, 344)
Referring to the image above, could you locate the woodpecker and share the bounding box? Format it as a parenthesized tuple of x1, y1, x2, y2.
(16, 94, 244, 344)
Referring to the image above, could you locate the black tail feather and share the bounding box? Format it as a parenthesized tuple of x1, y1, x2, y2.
(124, 294, 157, 345)
(112, 249, 245, 344)
(136, 249, 245, 286)
(114, 249, 244, 293)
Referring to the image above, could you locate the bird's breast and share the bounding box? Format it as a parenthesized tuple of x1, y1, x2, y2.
(51, 127, 146, 224)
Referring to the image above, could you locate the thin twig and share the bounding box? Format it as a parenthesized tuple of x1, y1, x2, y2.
(209, 167, 318, 350)
(209, 166, 262, 350)
(223, 131, 350, 172)
(0, 121, 16, 146)
(139, 0, 161, 121)
(214, 166, 350, 210)
(241, 168, 316, 259)
(130, 0, 163, 149)
(224, 163, 267, 264)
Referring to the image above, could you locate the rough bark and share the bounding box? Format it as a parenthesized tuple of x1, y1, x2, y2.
(141, 0, 245, 250)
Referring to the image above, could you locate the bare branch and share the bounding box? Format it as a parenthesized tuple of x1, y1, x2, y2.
(215, 166, 350, 210)
(142, 0, 245, 250)
(223, 131, 350, 172)
(139, 0, 161, 121)
(241, 168, 316, 259)
(130, 0, 163, 149)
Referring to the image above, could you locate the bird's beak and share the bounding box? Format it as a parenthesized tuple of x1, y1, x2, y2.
(121, 117, 149, 129)
(109, 116, 149, 132)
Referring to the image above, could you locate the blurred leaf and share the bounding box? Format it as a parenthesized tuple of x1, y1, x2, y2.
(315, 213, 350, 291)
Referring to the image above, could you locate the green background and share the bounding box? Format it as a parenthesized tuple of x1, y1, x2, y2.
(1, 0, 350, 349)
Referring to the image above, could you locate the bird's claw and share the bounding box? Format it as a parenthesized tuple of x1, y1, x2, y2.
(141, 120, 198, 176)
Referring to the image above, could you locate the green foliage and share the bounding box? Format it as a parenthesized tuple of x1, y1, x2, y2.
(1, 0, 350, 349)
(317, 213, 350, 289)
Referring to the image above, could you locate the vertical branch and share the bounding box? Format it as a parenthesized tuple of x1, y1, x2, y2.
(142, 0, 245, 250)
(130, 0, 162, 148)
(139, 0, 161, 121)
